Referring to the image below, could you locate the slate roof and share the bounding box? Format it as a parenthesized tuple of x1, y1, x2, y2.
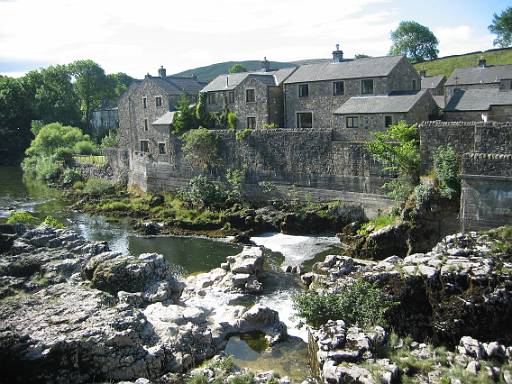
(201, 67, 296, 92)
(284, 55, 404, 84)
(445, 88, 512, 111)
(433, 95, 445, 109)
(421, 75, 445, 90)
(152, 111, 177, 125)
(151, 76, 206, 95)
(445, 64, 512, 86)
(334, 91, 427, 114)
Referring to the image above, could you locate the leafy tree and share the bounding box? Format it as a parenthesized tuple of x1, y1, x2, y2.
(69, 60, 109, 132)
(389, 21, 439, 62)
(489, 7, 512, 47)
(228, 64, 248, 73)
(181, 127, 221, 172)
(366, 121, 420, 201)
(0, 75, 33, 165)
(22, 65, 81, 126)
(172, 93, 198, 133)
(433, 145, 460, 199)
(105, 72, 135, 103)
(195, 92, 210, 127)
(25, 122, 91, 157)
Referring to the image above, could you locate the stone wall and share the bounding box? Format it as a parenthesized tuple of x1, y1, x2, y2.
(120, 128, 394, 217)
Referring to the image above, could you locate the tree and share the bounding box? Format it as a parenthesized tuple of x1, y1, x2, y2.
(195, 92, 211, 127)
(181, 127, 221, 172)
(366, 121, 420, 201)
(389, 21, 439, 62)
(489, 7, 512, 47)
(69, 60, 109, 132)
(228, 63, 248, 73)
(22, 65, 81, 126)
(172, 93, 198, 133)
(105, 72, 135, 104)
(0, 76, 33, 164)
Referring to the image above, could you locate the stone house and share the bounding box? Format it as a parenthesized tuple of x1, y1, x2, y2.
(420, 71, 446, 96)
(90, 107, 119, 133)
(283, 48, 421, 128)
(117, 66, 206, 160)
(201, 62, 296, 129)
(445, 59, 512, 104)
(333, 90, 437, 130)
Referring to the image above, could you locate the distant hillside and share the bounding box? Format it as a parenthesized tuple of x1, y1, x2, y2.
(174, 60, 297, 83)
(414, 47, 512, 78)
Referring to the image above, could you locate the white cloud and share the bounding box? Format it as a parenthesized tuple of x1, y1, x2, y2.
(434, 25, 494, 56)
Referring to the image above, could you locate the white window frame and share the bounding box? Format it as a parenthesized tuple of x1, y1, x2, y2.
(155, 95, 163, 107)
(140, 140, 149, 153)
(346, 116, 358, 128)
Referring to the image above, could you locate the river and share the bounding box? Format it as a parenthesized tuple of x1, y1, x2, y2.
(0, 166, 342, 381)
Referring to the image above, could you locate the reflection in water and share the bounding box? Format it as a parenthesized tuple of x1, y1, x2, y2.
(226, 335, 310, 382)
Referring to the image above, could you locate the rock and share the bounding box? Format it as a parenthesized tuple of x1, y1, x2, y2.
(143, 221, 160, 235)
(460, 336, 486, 359)
(228, 247, 264, 275)
(466, 360, 480, 375)
(149, 194, 165, 208)
(230, 231, 254, 245)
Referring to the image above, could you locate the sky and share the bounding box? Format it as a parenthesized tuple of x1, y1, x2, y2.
(0, 0, 510, 78)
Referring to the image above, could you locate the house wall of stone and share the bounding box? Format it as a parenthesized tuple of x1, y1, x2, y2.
(461, 153, 512, 231)
(444, 110, 485, 122)
(115, 129, 394, 217)
(284, 58, 421, 129)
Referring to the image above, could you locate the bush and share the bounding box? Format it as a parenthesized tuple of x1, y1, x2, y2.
(357, 214, 399, 235)
(7, 211, 39, 225)
(73, 140, 98, 155)
(178, 175, 226, 210)
(101, 130, 119, 148)
(414, 181, 435, 207)
(62, 168, 83, 186)
(43, 215, 65, 229)
(236, 128, 252, 142)
(293, 278, 396, 327)
(227, 111, 237, 130)
(82, 178, 116, 195)
(433, 145, 460, 199)
(262, 122, 278, 129)
(186, 373, 208, 384)
(34, 156, 63, 182)
(228, 373, 254, 384)
(181, 127, 221, 172)
(54, 147, 74, 164)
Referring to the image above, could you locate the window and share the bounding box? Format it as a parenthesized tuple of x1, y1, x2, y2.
(297, 112, 313, 128)
(158, 142, 166, 154)
(384, 115, 393, 128)
(247, 117, 256, 129)
(144, 119, 148, 131)
(143, 97, 147, 109)
(298, 84, 309, 98)
(361, 79, 374, 94)
(333, 81, 344, 96)
(346, 116, 358, 128)
(155, 96, 162, 107)
(208, 92, 216, 104)
(140, 140, 149, 152)
(228, 91, 235, 104)
(246, 89, 255, 102)
(412, 80, 417, 90)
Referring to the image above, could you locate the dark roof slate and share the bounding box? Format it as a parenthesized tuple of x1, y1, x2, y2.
(201, 67, 296, 92)
(445, 88, 512, 111)
(284, 55, 404, 84)
(334, 90, 427, 114)
(445, 64, 512, 86)
(151, 76, 206, 95)
(421, 75, 445, 89)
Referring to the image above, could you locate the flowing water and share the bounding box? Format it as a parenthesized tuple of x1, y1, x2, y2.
(0, 166, 342, 381)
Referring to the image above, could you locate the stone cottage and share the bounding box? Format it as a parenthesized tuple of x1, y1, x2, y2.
(333, 90, 437, 130)
(201, 61, 296, 129)
(117, 66, 206, 159)
(283, 48, 421, 128)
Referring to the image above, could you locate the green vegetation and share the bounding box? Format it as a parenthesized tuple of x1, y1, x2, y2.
(433, 145, 460, 199)
(293, 278, 395, 327)
(186, 373, 209, 384)
(236, 128, 252, 142)
(181, 127, 222, 172)
(228, 373, 254, 384)
(172, 94, 198, 133)
(357, 214, 400, 235)
(489, 6, 512, 48)
(82, 178, 116, 196)
(227, 111, 237, 130)
(42, 216, 65, 229)
(366, 121, 420, 202)
(414, 48, 512, 78)
(73, 155, 107, 166)
(389, 20, 439, 61)
(7, 211, 39, 225)
(262, 122, 278, 129)
(229, 63, 248, 73)
(178, 175, 227, 210)
(100, 130, 119, 149)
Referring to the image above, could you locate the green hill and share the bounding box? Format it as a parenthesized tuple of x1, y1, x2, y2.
(414, 47, 512, 78)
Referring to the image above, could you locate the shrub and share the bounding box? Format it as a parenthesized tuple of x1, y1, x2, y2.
(227, 111, 237, 130)
(43, 215, 65, 228)
(181, 127, 221, 172)
(34, 156, 63, 182)
(357, 214, 399, 235)
(228, 373, 254, 384)
(7, 211, 39, 225)
(62, 168, 83, 186)
(414, 181, 435, 207)
(73, 140, 98, 155)
(433, 145, 460, 199)
(186, 373, 209, 384)
(54, 147, 74, 164)
(82, 178, 116, 195)
(294, 278, 395, 327)
(101, 130, 119, 148)
(178, 175, 226, 210)
(262, 122, 278, 129)
(236, 128, 252, 142)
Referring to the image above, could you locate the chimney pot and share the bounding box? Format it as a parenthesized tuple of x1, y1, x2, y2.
(478, 57, 487, 68)
(332, 43, 343, 63)
(158, 66, 167, 78)
(261, 57, 271, 72)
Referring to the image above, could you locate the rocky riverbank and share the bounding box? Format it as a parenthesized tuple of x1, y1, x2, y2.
(303, 226, 512, 383)
(0, 225, 290, 383)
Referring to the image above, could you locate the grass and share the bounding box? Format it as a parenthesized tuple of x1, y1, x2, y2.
(73, 155, 107, 166)
(357, 213, 400, 236)
(414, 47, 512, 78)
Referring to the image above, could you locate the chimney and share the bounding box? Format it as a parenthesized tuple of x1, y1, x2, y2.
(419, 70, 427, 78)
(158, 65, 167, 78)
(261, 57, 271, 72)
(332, 43, 343, 63)
(478, 57, 487, 68)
